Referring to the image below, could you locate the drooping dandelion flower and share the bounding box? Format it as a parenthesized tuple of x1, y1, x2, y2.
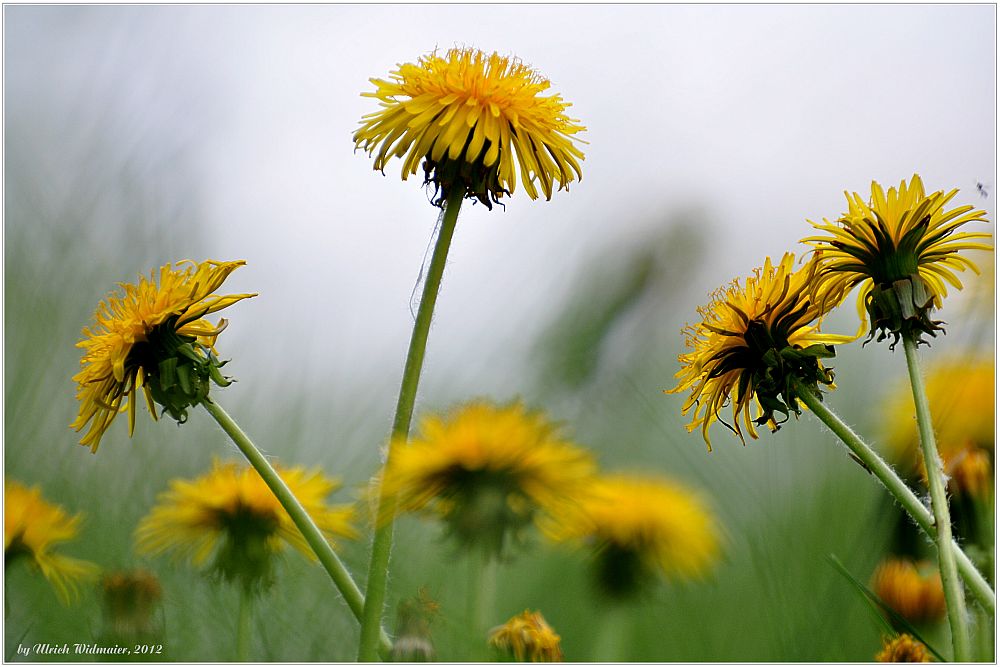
(669, 253, 851, 449)
(875, 634, 931, 663)
(4, 480, 99, 604)
(872, 558, 946, 625)
(135, 460, 357, 591)
(72, 260, 256, 452)
(803, 174, 992, 346)
(489, 610, 564, 662)
(354, 47, 585, 209)
(379, 400, 596, 558)
(391, 588, 440, 662)
(545, 473, 719, 600)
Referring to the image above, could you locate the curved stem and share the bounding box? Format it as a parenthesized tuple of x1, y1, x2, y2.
(358, 188, 465, 661)
(791, 379, 995, 615)
(902, 336, 971, 661)
(201, 397, 393, 658)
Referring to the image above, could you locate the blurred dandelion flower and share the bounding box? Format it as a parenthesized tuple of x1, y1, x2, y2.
(875, 633, 931, 663)
(4, 480, 99, 604)
(354, 47, 585, 209)
(669, 253, 851, 449)
(546, 473, 719, 599)
(489, 610, 563, 662)
(101, 569, 163, 639)
(135, 460, 357, 591)
(379, 400, 596, 557)
(883, 358, 994, 488)
(72, 260, 256, 452)
(803, 174, 991, 346)
(872, 558, 946, 625)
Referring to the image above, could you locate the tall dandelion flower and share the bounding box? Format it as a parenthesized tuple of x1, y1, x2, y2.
(546, 473, 719, 600)
(354, 47, 585, 209)
(135, 460, 357, 591)
(100, 569, 163, 641)
(803, 174, 992, 346)
(72, 260, 256, 452)
(379, 400, 596, 558)
(4, 480, 99, 604)
(669, 253, 851, 449)
(489, 610, 564, 662)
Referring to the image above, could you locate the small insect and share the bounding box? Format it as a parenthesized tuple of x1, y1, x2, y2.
(976, 182, 990, 198)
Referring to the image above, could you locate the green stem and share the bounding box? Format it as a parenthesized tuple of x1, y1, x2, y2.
(236, 588, 252, 662)
(358, 188, 465, 662)
(593, 602, 629, 661)
(902, 336, 971, 661)
(467, 552, 497, 661)
(201, 397, 393, 658)
(790, 379, 995, 615)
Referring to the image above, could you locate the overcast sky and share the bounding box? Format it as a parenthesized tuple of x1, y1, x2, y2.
(5, 4, 996, 403)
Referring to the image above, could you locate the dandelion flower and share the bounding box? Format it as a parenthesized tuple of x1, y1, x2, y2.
(100, 569, 163, 639)
(354, 47, 585, 209)
(135, 460, 356, 591)
(489, 610, 563, 662)
(669, 253, 851, 449)
(872, 558, 946, 625)
(379, 400, 596, 557)
(803, 174, 992, 346)
(72, 259, 256, 452)
(545, 473, 719, 599)
(875, 634, 931, 662)
(4, 480, 99, 604)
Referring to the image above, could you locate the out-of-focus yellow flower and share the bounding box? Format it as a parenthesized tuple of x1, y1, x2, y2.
(4, 480, 99, 604)
(875, 633, 931, 662)
(489, 610, 563, 662)
(354, 47, 585, 209)
(72, 260, 256, 452)
(379, 400, 596, 557)
(545, 473, 719, 599)
(883, 358, 994, 495)
(871, 558, 946, 625)
(669, 253, 851, 449)
(803, 174, 991, 346)
(101, 569, 163, 639)
(135, 460, 356, 590)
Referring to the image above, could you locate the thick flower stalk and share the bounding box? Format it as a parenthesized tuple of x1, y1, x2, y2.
(136, 459, 357, 592)
(802, 174, 991, 346)
(380, 400, 596, 557)
(545, 473, 719, 600)
(72, 259, 256, 452)
(669, 252, 852, 449)
(4, 480, 99, 604)
(354, 46, 585, 209)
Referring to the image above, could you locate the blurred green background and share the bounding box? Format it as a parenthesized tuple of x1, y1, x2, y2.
(4, 4, 995, 662)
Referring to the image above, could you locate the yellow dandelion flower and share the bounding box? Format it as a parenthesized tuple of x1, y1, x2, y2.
(949, 447, 993, 501)
(4, 480, 99, 604)
(875, 634, 932, 663)
(489, 610, 563, 662)
(135, 460, 357, 590)
(872, 558, 946, 625)
(379, 400, 596, 557)
(803, 174, 992, 346)
(668, 252, 852, 449)
(354, 47, 585, 209)
(545, 473, 719, 599)
(883, 358, 994, 480)
(72, 259, 257, 452)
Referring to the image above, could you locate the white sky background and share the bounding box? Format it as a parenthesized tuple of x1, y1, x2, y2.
(5, 4, 997, 409)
